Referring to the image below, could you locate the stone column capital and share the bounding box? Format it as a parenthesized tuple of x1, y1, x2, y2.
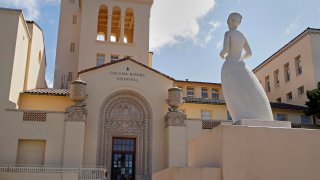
(165, 111, 186, 128)
(65, 105, 87, 122)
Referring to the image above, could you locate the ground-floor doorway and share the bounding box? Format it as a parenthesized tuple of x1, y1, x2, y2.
(111, 137, 136, 180)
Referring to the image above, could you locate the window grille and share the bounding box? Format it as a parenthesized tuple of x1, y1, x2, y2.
(23, 112, 47, 122)
(202, 120, 221, 129)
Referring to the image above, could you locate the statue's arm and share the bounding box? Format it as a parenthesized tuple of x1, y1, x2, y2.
(220, 32, 230, 59)
(242, 38, 252, 60)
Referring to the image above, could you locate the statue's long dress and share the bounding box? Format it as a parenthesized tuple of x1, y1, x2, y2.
(221, 30, 273, 122)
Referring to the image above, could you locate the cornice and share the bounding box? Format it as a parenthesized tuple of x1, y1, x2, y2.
(253, 28, 320, 73)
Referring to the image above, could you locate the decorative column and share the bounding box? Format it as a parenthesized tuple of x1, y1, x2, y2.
(107, 12, 112, 42)
(63, 80, 87, 167)
(164, 87, 187, 168)
(120, 11, 125, 43)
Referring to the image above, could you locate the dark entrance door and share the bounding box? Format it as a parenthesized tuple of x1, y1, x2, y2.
(111, 138, 136, 180)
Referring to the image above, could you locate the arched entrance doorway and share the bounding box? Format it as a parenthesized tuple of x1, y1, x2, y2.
(97, 91, 152, 180)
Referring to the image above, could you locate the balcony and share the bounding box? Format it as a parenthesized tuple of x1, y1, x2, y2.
(0, 165, 106, 180)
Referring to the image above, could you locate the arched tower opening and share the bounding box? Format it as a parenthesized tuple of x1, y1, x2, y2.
(97, 5, 108, 41)
(111, 6, 121, 42)
(124, 8, 134, 43)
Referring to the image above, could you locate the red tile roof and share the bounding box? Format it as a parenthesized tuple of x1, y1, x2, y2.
(23, 89, 69, 96)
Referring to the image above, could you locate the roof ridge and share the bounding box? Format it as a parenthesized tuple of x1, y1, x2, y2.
(78, 57, 175, 81)
(253, 27, 320, 72)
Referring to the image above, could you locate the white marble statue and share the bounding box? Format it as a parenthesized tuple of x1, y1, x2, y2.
(220, 13, 273, 122)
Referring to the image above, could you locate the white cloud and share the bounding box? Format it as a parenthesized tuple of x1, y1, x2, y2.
(150, 0, 216, 51)
(195, 21, 221, 47)
(216, 40, 223, 49)
(0, 0, 60, 20)
(285, 16, 300, 35)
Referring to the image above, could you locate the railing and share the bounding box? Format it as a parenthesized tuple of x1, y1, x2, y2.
(0, 165, 106, 179)
(201, 119, 233, 129)
(291, 124, 320, 129)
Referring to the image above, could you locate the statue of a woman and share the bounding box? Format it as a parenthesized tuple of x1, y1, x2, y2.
(220, 13, 273, 122)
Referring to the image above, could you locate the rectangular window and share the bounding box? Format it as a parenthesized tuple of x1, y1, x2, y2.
(298, 86, 304, 96)
(284, 63, 290, 82)
(295, 55, 302, 76)
(111, 54, 119, 62)
(201, 110, 212, 120)
(96, 54, 105, 66)
(61, 75, 67, 89)
(187, 87, 194, 97)
(274, 69, 280, 88)
(265, 76, 271, 92)
(70, 43, 75, 53)
(16, 140, 46, 166)
(286, 92, 293, 101)
(211, 89, 219, 100)
(301, 115, 311, 125)
(72, 15, 77, 24)
(276, 97, 282, 103)
(67, 72, 73, 81)
(201, 87, 208, 98)
(277, 114, 287, 121)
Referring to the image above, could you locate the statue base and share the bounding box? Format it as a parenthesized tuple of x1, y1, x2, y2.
(234, 119, 291, 128)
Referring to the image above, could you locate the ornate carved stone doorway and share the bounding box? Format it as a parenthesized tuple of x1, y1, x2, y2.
(97, 91, 152, 180)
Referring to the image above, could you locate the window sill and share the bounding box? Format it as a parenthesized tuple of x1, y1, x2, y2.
(298, 94, 305, 98)
(95, 40, 136, 46)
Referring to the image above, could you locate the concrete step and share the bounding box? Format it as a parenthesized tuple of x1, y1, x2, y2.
(152, 167, 221, 180)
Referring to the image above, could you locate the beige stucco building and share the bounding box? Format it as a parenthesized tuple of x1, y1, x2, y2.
(254, 28, 320, 107)
(0, 1, 319, 180)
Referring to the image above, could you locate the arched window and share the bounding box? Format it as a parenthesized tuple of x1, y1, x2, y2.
(110, 34, 116, 42)
(111, 6, 121, 42)
(124, 8, 134, 43)
(97, 5, 108, 41)
(97, 32, 106, 41)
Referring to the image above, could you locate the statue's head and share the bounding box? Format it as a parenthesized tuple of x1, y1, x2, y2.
(227, 12, 242, 30)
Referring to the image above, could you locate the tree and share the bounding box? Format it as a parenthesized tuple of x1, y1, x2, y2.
(304, 82, 320, 124)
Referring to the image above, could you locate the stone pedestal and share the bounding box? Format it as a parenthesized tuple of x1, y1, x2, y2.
(165, 111, 186, 127)
(63, 79, 87, 166)
(63, 105, 87, 166)
(165, 111, 187, 168)
(234, 119, 291, 128)
(187, 125, 320, 180)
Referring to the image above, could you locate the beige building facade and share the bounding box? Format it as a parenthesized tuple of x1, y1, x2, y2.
(254, 28, 320, 106)
(0, 2, 319, 180)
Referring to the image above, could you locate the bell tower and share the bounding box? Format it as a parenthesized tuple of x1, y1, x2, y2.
(54, 0, 154, 89)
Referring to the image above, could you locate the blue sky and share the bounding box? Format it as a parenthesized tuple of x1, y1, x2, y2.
(0, 0, 319, 87)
